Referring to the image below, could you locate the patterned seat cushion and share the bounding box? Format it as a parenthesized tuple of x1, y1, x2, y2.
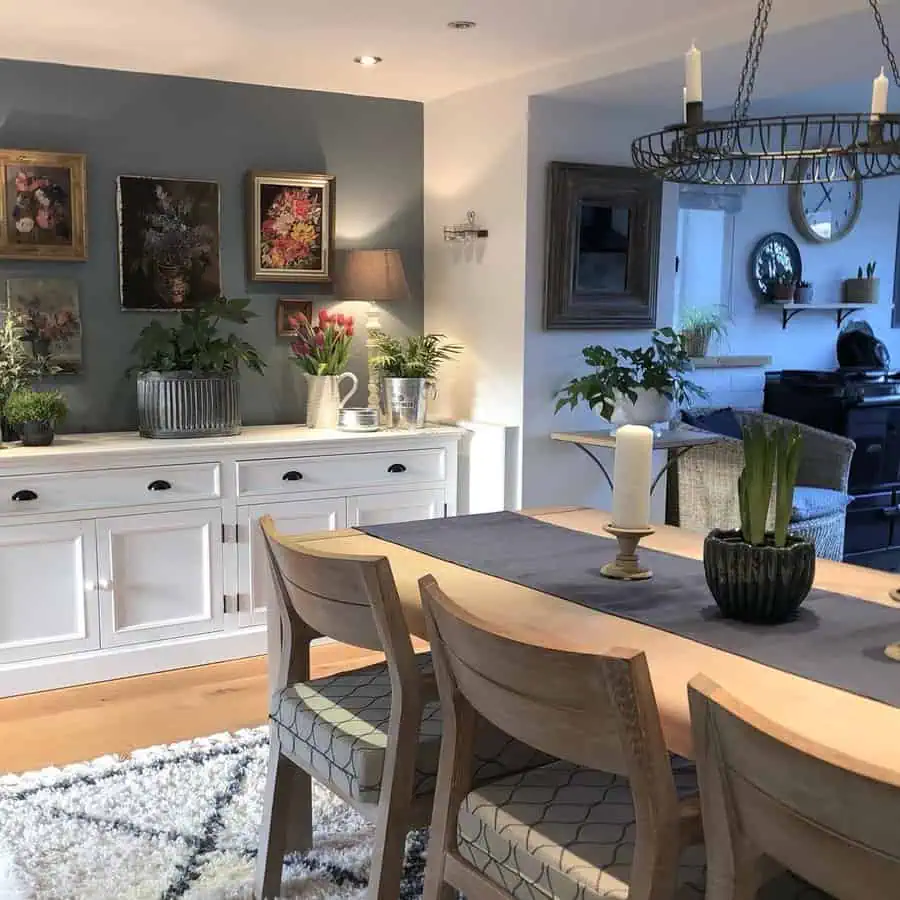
(457, 759, 832, 900)
(272, 655, 551, 805)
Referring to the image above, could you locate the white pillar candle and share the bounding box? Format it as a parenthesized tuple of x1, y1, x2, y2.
(872, 67, 889, 119)
(682, 85, 688, 123)
(612, 425, 653, 530)
(685, 43, 703, 104)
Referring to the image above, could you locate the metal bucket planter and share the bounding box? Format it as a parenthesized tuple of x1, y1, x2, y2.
(137, 371, 241, 439)
(381, 377, 429, 429)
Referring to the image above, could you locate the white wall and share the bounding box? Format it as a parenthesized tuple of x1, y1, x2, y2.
(423, 82, 530, 507)
(520, 95, 679, 511)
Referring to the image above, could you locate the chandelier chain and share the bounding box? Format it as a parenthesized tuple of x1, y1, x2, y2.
(870, 0, 900, 86)
(732, 0, 773, 121)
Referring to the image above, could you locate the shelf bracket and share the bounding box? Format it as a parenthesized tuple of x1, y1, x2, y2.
(837, 308, 858, 328)
(782, 308, 803, 329)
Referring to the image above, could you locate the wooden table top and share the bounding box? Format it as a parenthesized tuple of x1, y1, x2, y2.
(287, 508, 900, 770)
(551, 427, 723, 450)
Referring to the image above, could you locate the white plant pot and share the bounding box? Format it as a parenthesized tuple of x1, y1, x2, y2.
(607, 389, 675, 429)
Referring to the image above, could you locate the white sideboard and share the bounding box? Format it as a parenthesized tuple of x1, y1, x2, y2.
(0, 425, 461, 697)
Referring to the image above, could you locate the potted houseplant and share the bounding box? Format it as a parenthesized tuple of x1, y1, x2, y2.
(679, 306, 727, 358)
(844, 262, 879, 304)
(371, 332, 462, 429)
(4, 388, 67, 446)
(768, 273, 796, 303)
(290, 308, 359, 429)
(555, 327, 707, 428)
(794, 280, 814, 305)
(0, 311, 60, 443)
(703, 422, 814, 624)
(129, 297, 265, 439)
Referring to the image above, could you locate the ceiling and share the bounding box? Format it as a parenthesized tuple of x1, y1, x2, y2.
(0, 0, 763, 102)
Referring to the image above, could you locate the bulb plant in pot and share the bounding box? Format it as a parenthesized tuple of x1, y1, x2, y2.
(370, 332, 462, 429)
(704, 422, 814, 624)
(290, 308, 358, 429)
(844, 261, 879, 305)
(4, 388, 68, 446)
(555, 327, 707, 428)
(129, 297, 265, 439)
(679, 306, 728, 358)
(768, 273, 796, 303)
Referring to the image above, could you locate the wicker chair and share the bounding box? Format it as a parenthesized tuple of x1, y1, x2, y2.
(675, 410, 856, 561)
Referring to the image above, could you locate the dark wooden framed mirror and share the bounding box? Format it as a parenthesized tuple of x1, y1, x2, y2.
(544, 162, 661, 330)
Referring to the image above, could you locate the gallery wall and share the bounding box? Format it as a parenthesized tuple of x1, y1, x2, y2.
(0, 59, 424, 433)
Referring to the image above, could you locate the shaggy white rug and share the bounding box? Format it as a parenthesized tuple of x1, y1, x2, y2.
(0, 728, 426, 900)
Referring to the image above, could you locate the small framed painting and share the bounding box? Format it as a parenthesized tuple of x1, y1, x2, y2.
(118, 175, 221, 311)
(7, 277, 83, 373)
(247, 171, 336, 283)
(0, 149, 87, 260)
(276, 298, 313, 337)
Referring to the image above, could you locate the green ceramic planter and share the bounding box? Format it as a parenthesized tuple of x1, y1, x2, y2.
(703, 529, 815, 624)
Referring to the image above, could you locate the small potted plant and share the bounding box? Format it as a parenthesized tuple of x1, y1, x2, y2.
(129, 297, 265, 439)
(679, 306, 728, 358)
(371, 332, 462, 429)
(4, 388, 67, 446)
(703, 422, 814, 624)
(768, 273, 796, 303)
(844, 262, 879, 304)
(290, 309, 358, 429)
(794, 280, 814, 305)
(555, 327, 707, 427)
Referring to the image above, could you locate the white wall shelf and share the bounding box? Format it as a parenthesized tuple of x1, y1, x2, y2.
(762, 303, 870, 330)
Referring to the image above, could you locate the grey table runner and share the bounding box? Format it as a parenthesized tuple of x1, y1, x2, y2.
(360, 512, 900, 711)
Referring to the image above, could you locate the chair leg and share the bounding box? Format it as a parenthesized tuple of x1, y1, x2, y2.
(367, 801, 413, 900)
(255, 734, 313, 900)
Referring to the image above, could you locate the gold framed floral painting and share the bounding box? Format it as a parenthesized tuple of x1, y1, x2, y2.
(0, 149, 87, 260)
(247, 171, 335, 283)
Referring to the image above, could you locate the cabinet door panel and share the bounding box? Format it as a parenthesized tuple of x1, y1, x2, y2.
(347, 488, 446, 527)
(97, 509, 224, 648)
(239, 498, 346, 628)
(0, 521, 99, 664)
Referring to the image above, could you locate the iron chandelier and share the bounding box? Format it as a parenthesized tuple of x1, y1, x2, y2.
(631, 0, 900, 185)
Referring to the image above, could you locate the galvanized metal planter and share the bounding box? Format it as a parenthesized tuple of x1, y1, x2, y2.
(381, 377, 429, 429)
(137, 371, 241, 439)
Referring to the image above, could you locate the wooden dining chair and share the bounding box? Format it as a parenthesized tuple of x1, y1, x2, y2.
(419, 573, 706, 900)
(689, 674, 900, 900)
(255, 516, 551, 900)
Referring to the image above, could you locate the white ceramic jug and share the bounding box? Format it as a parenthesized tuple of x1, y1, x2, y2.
(305, 373, 359, 429)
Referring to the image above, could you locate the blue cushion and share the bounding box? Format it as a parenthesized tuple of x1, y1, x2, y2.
(791, 487, 852, 523)
(681, 407, 743, 440)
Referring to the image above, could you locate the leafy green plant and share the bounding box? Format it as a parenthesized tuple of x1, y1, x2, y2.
(371, 332, 462, 380)
(857, 261, 877, 279)
(129, 297, 265, 376)
(4, 388, 67, 425)
(0, 311, 60, 413)
(738, 422, 803, 548)
(554, 327, 707, 421)
(679, 306, 727, 357)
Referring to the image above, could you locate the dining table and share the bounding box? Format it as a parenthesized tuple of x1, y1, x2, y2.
(283, 506, 900, 771)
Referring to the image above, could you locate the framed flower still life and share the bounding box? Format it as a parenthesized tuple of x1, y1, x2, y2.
(0, 149, 87, 261)
(247, 171, 336, 283)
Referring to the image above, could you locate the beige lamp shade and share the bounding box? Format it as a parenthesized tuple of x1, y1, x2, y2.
(339, 249, 409, 302)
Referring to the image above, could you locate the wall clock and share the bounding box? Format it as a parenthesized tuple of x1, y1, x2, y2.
(789, 168, 862, 243)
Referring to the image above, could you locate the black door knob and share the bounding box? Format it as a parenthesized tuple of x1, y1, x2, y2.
(388, 463, 407, 474)
(148, 480, 172, 491)
(282, 471, 303, 482)
(11, 489, 37, 502)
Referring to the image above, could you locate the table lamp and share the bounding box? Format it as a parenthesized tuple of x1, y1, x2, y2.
(339, 249, 409, 412)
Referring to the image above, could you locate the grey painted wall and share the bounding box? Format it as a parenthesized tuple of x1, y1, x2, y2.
(0, 59, 424, 432)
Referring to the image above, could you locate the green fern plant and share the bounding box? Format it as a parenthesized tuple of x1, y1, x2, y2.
(370, 332, 462, 380)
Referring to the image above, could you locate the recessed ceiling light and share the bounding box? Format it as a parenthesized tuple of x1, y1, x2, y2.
(354, 55, 383, 66)
(447, 20, 477, 30)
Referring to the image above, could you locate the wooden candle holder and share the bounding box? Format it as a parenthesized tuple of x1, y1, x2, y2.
(601, 525, 655, 581)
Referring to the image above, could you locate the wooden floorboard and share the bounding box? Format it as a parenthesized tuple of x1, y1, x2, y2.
(0, 642, 388, 775)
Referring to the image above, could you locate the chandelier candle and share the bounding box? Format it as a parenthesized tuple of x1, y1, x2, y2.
(872, 67, 889, 119)
(611, 425, 653, 530)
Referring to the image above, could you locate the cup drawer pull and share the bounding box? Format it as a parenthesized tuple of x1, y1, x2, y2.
(388, 463, 407, 474)
(148, 480, 172, 492)
(282, 471, 304, 482)
(12, 489, 38, 502)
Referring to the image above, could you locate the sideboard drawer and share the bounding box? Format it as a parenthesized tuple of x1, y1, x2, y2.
(0, 463, 221, 516)
(236, 448, 446, 498)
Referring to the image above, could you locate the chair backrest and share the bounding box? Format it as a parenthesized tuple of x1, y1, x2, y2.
(419, 573, 680, 815)
(689, 674, 900, 900)
(260, 515, 417, 690)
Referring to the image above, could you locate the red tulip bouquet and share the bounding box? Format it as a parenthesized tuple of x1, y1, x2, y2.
(290, 308, 355, 375)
